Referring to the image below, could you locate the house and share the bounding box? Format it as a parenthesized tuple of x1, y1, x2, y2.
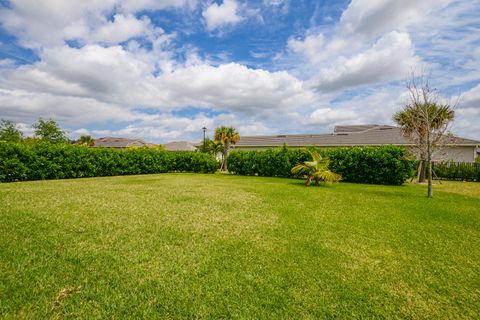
(93, 137, 147, 148)
(232, 125, 480, 163)
(164, 141, 197, 151)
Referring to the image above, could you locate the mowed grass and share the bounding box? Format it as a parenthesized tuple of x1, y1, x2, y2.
(0, 174, 479, 319)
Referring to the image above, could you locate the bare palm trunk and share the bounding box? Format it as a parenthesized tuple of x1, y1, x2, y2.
(427, 159, 433, 197)
(220, 154, 225, 171)
(222, 142, 230, 171)
(427, 145, 433, 198)
(427, 128, 433, 197)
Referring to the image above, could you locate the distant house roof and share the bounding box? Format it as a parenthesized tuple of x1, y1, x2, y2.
(94, 137, 147, 148)
(234, 125, 480, 148)
(164, 141, 197, 151)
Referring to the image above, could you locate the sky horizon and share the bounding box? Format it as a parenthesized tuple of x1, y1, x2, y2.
(0, 0, 479, 143)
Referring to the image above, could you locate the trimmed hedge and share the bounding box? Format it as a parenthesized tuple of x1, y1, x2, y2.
(0, 142, 219, 182)
(432, 161, 480, 182)
(228, 145, 416, 185)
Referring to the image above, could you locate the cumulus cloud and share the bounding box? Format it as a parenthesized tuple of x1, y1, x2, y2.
(299, 107, 358, 126)
(1, 43, 315, 113)
(0, 0, 114, 48)
(459, 84, 480, 109)
(314, 32, 420, 92)
(340, 0, 452, 40)
(88, 14, 151, 45)
(202, 0, 245, 31)
(0, 88, 140, 125)
(0, 42, 317, 141)
(157, 63, 315, 113)
(284, 0, 462, 93)
(0, 0, 192, 48)
(0, 45, 162, 106)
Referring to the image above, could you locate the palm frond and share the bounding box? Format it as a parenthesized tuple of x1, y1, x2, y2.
(291, 149, 341, 185)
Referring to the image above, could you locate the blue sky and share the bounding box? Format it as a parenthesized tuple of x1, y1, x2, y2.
(0, 0, 479, 143)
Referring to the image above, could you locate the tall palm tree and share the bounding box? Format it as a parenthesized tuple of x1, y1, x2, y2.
(214, 126, 240, 171)
(291, 149, 341, 186)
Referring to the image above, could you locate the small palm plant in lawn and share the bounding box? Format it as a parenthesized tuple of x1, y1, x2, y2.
(291, 148, 341, 186)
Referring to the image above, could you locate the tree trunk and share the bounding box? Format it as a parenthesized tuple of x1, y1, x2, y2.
(220, 154, 225, 171)
(417, 160, 426, 183)
(427, 132, 433, 198)
(427, 159, 433, 197)
(222, 142, 230, 171)
(305, 176, 313, 186)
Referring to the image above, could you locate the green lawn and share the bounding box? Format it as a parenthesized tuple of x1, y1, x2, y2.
(0, 174, 479, 319)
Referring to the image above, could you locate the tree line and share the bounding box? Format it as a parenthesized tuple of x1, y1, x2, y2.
(0, 118, 96, 146)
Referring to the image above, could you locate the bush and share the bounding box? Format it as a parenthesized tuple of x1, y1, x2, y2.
(432, 161, 480, 182)
(0, 142, 219, 182)
(228, 145, 415, 185)
(323, 146, 415, 185)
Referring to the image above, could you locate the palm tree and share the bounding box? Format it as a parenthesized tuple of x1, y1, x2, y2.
(393, 104, 454, 184)
(291, 149, 341, 186)
(393, 75, 455, 197)
(77, 135, 95, 147)
(214, 126, 240, 171)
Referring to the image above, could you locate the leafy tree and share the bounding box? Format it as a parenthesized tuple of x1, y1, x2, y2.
(214, 126, 240, 171)
(0, 119, 23, 142)
(393, 75, 455, 197)
(32, 118, 67, 143)
(76, 135, 95, 147)
(291, 148, 341, 186)
(200, 138, 224, 156)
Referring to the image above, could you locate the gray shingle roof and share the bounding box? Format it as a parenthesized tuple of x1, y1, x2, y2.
(164, 141, 197, 151)
(234, 125, 480, 148)
(94, 137, 147, 148)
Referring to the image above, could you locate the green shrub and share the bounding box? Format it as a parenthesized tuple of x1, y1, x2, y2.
(0, 142, 219, 182)
(323, 146, 415, 185)
(228, 145, 415, 185)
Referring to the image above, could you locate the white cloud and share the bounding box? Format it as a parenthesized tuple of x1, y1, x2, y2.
(314, 31, 420, 92)
(0, 45, 159, 104)
(459, 84, 480, 109)
(301, 107, 358, 125)
(0, 0, 192, 48)
(288, 33, 325, 63)
(0, 88, 139, 125)
(156, 63, 316, 115)
(117, 0, 196, 13)
(202, 0, 245, 31)
(0, 0, 114, 48)
(0, 43, 317, 141)
(339, 0, 452, 40)
(88, 14, 151, 45)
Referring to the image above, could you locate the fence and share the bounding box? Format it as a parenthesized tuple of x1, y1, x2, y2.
(432, 161, 480, 182)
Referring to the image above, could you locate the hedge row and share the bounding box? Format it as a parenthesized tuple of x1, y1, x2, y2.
(433, 161, 480, 182)
(0, 142, 219, 182)
(228, 145, 416, 185)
